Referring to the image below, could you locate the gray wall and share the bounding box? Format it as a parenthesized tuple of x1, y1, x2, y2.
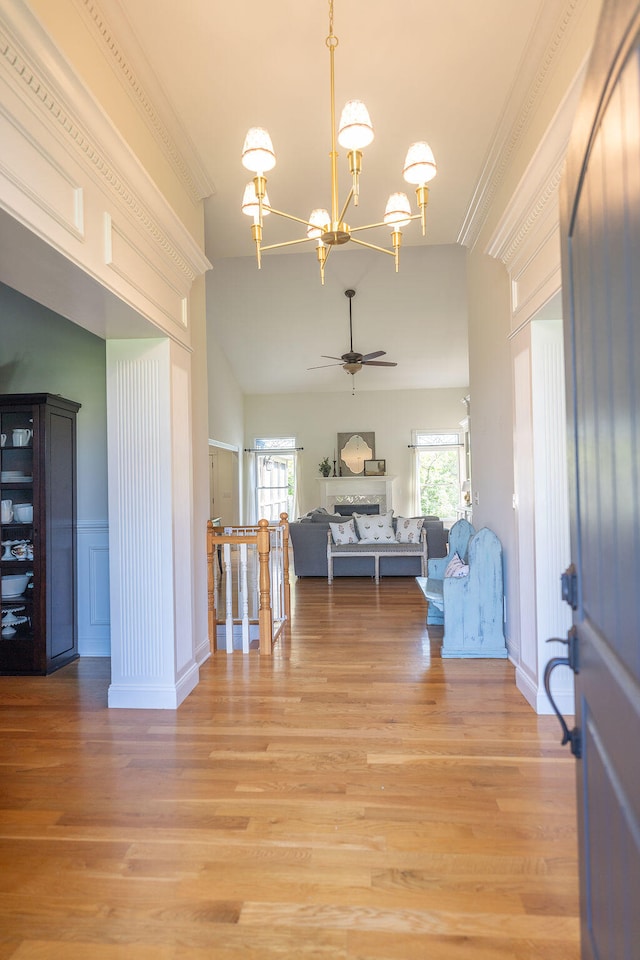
(0, 282, 108, 522)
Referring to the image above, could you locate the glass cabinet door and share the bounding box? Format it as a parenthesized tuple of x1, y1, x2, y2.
(0, 406, 36, 672)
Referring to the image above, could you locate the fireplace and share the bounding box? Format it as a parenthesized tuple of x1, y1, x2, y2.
(333, 502, 380, 516)
(317, 475, 397, 514)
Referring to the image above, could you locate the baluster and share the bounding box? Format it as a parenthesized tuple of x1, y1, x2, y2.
(224, 542, 234, 653)
(280, 512, 291, 622)
(240, 543, 250, 653)
(257, 518, 273, 654)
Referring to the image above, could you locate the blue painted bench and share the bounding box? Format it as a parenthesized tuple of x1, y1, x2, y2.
(416, 524, 507, 658)
(423, 519, 475, 625)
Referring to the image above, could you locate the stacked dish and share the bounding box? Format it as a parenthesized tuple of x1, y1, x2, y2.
(0, 472, 31, 482)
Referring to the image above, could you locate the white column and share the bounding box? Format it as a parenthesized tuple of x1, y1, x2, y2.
(106, 338, 199, 708)
(513, 319, 573, 714)
(531, 320, 573, 714)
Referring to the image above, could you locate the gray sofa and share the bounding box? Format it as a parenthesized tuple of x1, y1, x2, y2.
(289, 509, 448, 578)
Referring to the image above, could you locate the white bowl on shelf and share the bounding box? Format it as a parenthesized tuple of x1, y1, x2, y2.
(1, 573, 31, 598)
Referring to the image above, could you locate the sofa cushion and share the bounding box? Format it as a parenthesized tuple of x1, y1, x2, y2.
(329, 518, 359, 544)
(353, 510, 396, 543)
(395, 517, 424, 543)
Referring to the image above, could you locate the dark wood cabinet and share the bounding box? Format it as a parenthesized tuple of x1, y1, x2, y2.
(0, 394, 81, 675)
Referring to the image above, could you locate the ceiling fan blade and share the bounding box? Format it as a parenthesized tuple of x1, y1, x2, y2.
(321, 355, 346, 362)
(361, 350, 386, 362)
(362, 360, 398, 367)
(307, 361, 343, 370)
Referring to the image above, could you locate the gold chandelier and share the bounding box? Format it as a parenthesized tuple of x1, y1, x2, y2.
(241, 0, 437, 284)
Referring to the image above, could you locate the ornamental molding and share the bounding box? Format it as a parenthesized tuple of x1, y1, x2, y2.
(457, 0, 583, 250)
(485, 55, 588, 271)
(489, 157, 565, 269)
(0, 3, 210, 283)
(71, 0, 214, 206)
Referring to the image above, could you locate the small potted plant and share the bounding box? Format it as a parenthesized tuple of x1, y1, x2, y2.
(319, 456, 332, 477)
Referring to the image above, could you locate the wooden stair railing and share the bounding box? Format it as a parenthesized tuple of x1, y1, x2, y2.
(206, 513, 290, 655)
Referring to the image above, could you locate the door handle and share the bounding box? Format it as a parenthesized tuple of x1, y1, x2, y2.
(543, 633, 581, 758)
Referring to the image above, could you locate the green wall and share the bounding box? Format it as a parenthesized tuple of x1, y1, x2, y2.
(0, 282, 108, 521)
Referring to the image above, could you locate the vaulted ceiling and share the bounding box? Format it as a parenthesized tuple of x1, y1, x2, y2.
(94, 1, 582, 392)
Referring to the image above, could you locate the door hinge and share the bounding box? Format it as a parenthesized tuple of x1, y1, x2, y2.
(561, 563, 578, 610)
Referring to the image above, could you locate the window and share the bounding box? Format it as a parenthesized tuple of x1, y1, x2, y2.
(254, 437, 298, 522)
(413, 431, 463, 520)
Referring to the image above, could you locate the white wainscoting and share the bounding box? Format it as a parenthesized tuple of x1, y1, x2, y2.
(77, 520, 111, 657)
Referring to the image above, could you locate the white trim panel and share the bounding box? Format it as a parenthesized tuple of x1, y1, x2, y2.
(77, 520, 111, 657)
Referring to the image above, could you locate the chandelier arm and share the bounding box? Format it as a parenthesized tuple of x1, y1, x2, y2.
(263, 207, 320, 230)
(350, 213, 422, 235)
(260, 236, 318, 253)
(349, 237, 396, 256)
(337, 187, 354, 227)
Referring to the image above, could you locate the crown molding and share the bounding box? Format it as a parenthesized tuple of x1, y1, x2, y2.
(71, 0, 215, 207)
(0, 0, 210, 281)
(457, 0, 586, 250)
(486, 57, 587, 269)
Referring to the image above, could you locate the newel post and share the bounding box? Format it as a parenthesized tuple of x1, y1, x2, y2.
(206, 520, 217, 652)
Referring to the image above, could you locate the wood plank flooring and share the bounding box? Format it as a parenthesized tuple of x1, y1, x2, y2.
(0, 577, 579, 959)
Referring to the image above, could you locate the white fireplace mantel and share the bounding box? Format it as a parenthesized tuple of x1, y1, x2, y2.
(317, 475, 397, 514)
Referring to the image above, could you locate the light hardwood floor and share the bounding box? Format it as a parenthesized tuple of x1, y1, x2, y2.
(0, 577, 579, 959)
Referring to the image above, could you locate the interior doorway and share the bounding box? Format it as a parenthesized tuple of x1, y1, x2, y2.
(208, 442, 240, 525)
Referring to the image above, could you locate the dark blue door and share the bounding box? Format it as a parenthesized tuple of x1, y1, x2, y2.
(561, 2, 640, 957)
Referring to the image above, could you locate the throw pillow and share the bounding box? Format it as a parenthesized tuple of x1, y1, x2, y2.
(329, 519, 359, 544)
(444, 552, 469, 578)
(395, 517, 424, 543)
(353, 510, 396, 543)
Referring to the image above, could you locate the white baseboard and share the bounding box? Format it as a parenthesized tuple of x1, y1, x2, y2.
(108, 662, 199, 709)
(195, 635, 211, 666)
(516, 663, 575, 716)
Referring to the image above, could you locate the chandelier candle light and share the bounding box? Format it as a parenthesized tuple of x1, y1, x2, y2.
(241, 0, 437, 284)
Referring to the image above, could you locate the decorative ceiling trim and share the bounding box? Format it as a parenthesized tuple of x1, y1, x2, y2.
(489, 157, 565, 268)
(457, 0, 583, 250)
(72, 0, 214, 206)
(0, 5, 211, 281)
(485, 57, 587, 270)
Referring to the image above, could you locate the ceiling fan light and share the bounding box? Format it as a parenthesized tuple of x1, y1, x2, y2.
(307, 208, 330, 239)
(338, 100, 374, 150)
(403, 141, 437, 184)
(241, 181, 270, 218)
(241, 127, 276, 174)
(384, 192, 412, 229)
(343, 361, 362, 375)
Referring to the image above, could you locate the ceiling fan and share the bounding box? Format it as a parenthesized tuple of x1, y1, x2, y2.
(308, 289, 398, 376)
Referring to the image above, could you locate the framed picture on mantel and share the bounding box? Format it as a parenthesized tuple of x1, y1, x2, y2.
(337, 432, 375, 476)
(364, 459, 386, 477)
